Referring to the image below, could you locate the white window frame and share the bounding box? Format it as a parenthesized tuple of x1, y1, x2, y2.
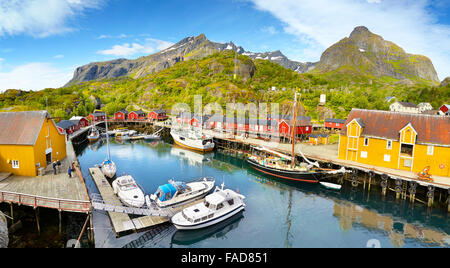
(427, 146, 434, 156)
(364, 137, 369, 146)
(12, 160, 19, 169)
(386, 140, 392, 150)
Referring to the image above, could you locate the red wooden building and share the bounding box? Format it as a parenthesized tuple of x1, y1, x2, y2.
(324, 118, 346, 130)
(114, 109, 128, 120)
(129, 110, 147, 120)
(70, 116, 89, 128)
(56, 120, 78, 135)
(278, 116, 312, 138)
(149, 109, 168, 121)
(87, 111, 106, 122)
(439, 104, 450, 115)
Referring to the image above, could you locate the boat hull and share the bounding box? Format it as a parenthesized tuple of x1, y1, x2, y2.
(246, 158, 324, 183)
(173, 139, 215, 153)
(101, 162, 116, 179)
(172, 205, 245, 230)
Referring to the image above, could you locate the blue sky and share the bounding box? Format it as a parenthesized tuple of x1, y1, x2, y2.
(0, 0, 449, 91)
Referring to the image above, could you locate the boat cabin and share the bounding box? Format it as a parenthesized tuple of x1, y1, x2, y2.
(154, 181, 191, 201)
(116, 176, 139, 191)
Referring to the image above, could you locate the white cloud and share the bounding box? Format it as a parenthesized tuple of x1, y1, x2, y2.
(54, 54, 64, 59)
(98, 38, 174, 57)
(249, 0, 450, 80)
(97, 33, 130, 39)
(261, 26, 278, 35)
(0, 62, 73, 91)
(0, 0, 104, 37)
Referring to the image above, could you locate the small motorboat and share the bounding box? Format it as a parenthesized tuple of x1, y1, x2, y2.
(320, 182, 342, 190)
(171, 183, 246, 230)
(149, 177, 215, 208)
(112, 175, 145, 207)
(143, 133, 161, 140)
(87, 126, 100, 142)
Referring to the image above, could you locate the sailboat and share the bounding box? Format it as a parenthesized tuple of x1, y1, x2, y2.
(246, 92, 339, 183)
(101, 116, 117, 179)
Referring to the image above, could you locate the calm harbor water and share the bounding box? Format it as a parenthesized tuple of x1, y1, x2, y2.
(76, 138, 450, 248)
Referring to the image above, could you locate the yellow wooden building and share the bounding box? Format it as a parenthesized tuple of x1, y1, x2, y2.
(338, 109, 450, 177)
(0, 111, 67, 177)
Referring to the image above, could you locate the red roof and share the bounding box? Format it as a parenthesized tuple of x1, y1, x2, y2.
(341, 109, 450, 146)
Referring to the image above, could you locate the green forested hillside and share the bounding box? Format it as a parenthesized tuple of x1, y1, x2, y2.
(0, 51, 448, 122)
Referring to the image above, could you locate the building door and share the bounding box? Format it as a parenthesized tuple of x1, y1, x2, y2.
(46, 152, 52, 165)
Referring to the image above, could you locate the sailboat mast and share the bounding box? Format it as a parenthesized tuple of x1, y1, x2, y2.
(291, 92, 298, 168)
(105, 116, 111, 161)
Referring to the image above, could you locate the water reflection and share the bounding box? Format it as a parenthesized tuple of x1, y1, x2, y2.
(170, 211, 245, 246)
(333, 201, 450, 247)
(76, 139, 449, 248)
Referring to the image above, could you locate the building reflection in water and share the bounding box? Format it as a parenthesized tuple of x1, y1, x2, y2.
(333, 202, 450, 247)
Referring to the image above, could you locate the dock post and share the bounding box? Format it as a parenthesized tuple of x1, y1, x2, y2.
(368, 172, 373, 192)
(427, 186, 435, 208)
(58, 210, 62, 234)
(9, 203, 13, 225)
(88, 212, 94, 245)
(381, 175, 388, 197)
(35, 208, 40, 234)
(395, 179, 402, 200)
(409, 181, 417, 204)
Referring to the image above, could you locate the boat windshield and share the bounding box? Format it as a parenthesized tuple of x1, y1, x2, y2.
(120, 183, 137, 191)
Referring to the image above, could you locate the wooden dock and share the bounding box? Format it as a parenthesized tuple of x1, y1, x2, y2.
(0, 142, 91, 213)
(89, 167, 203, 237)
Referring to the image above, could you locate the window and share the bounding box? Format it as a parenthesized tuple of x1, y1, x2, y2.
(386, 140, 392, 150)
(400, 144, 414, 157)
(216, 203, 224, 210)
(364, 137, 369, 146)
(384, 154, 391, 162)
(12, 160, 19, 169)
(427, 146, 434, 156)
(360, 151, 368, 158)
(227, 199, 235, 206)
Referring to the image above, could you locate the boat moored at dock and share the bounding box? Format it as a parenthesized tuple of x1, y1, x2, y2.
(87, 126, 100, 142)
(149, 177, 215, 208)
(112, 175, 145, 207)
(170, 128, 215, 153)
(171, 183, 245, 230)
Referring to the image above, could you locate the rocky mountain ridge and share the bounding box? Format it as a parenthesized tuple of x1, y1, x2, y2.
(66, 27, 440, 86)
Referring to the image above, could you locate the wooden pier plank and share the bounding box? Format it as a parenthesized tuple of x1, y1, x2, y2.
(88, 167, 136, 235)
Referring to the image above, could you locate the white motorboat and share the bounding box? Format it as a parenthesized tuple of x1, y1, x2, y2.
(149, 177, 215, 208)
(171, 183, 246, 230)
(101, 117, 117, 178)
(170, 128, 215, 153)
(112, 175, 145, 207)
(87, 126, 100, 142)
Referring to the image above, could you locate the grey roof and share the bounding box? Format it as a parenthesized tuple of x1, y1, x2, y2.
(325, 118, 346, 124)
(397, 102, 417, 108)
(56, 120, 77, 129)
(0, 111, 49, 145)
